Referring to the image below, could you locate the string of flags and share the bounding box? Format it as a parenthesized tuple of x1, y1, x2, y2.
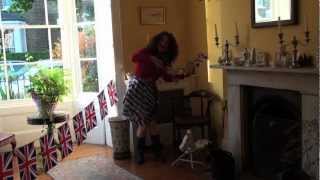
(0, 80, 119, 180)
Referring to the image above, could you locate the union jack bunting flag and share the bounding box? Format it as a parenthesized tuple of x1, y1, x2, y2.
(85, 102, 97, 131)
(107, 80, 118, 106)
(16, 142, 37, 180)
(40, 133, 58, 172)
(73, 111, 87, 145)
(98, 90, 108, 120)
(0, 151, 14, 180)
(58, 123, 73, 159)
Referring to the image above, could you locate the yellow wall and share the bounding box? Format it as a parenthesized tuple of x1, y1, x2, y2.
(205, 0, 225, 141)
(119, 0, 318, 141)
(186, 0, 208, 88)
(120, 0, 209, 88)
(206, 0, 318, 97)
(120, 0, 190, 73)
(219, 0, 318, 58)
(205, 0, 319, 140)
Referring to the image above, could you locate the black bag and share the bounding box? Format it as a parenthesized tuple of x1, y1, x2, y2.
(208, 149, 235, 180)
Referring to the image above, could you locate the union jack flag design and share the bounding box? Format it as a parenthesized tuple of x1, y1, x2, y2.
(85, 102, 97, 131)
(58, 123, 73, 159)
(15, 142, 37, 180)
(73, 111, 87, 145)
(40, 133, 58, 172)
(98, 90, 108, 120)
(0, 151, 14, 180)
(107, 80, 118, 106)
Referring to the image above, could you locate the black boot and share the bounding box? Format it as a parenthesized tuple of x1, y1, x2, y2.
(151, 135, 165, 162)
(136, 137, 145, 164)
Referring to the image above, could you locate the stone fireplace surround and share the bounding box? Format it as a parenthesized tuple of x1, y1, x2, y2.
(214, 66, 319, 179)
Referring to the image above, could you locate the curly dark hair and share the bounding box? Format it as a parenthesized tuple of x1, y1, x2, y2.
(145, 31, 178, 65)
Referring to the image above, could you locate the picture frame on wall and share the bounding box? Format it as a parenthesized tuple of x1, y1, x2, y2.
(140, 7, 166, 25)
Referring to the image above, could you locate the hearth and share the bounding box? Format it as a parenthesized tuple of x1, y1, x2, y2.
(211, 66, 318, 179)
(242, 86, 302, 178)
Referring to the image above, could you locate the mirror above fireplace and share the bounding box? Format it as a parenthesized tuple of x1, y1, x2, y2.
(251, 0, 298, 28)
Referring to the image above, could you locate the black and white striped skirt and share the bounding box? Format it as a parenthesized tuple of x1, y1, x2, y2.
(122, 77, 158, 127)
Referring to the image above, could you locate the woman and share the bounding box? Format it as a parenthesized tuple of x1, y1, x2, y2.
(123, 31, 196, 164)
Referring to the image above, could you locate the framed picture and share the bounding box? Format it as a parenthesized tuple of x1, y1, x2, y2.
(140, 7, 166, 25)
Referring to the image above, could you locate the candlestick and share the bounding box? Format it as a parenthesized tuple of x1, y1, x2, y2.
(304, 15, 309, 33)
(305, 31, 310, 43)
(235, 22, 239, 36)
(235, 35, 239, 46)
(290, 36, 299, 68)
(214, 24, 218, 38)
(278, 31, 284, 45)
(277, 16, 282, 33)
(303, 15, 311, 44)
(214, 36, 219, 47)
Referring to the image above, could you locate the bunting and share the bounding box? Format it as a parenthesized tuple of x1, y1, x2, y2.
(85, 102, 97, 131)
(15, 142, 37, 180)
(0, 151, 14, 180)
(4, 79, 119, 177)
(73, 111, 87, 145)
(58, 123, 73, 159)
(107, 80, 118, 106)
(98, 90, 108, 120)
(40, 133, 58, 172)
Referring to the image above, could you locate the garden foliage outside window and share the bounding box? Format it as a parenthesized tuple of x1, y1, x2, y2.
(76, 0, 99, 92)
(0, 0, 104, 102)
(0, 0, 62, 101)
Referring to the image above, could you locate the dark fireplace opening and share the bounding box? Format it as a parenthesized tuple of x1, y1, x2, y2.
(242, 86, 302, 179)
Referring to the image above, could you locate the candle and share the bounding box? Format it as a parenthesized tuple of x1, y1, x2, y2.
(304, 15, 309, 32)
(214, 24, 218, 38)
(277, 16, 282, 33)
(235, 22, 239, 36)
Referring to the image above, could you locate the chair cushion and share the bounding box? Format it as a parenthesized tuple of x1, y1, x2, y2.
(175, 116, 209, 126)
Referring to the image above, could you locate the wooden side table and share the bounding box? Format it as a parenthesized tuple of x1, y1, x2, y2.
(27, 111, 69, 125)
(0, 132, 16, 151)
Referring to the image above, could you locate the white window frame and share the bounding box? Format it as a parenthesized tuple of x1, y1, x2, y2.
(0, 0, 126, 119)
(0, 0, 74, 109)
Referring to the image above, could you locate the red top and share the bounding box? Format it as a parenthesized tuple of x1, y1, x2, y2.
(132, 48, 183, 83)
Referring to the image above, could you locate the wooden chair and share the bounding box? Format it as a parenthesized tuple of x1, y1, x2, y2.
(171, 89, 215, 147)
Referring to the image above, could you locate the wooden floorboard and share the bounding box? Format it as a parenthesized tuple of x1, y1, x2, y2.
(33, 144, 209, 180)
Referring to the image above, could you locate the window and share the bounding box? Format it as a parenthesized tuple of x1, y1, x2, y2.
(0, 0, 62, 101)
(0, 0, 117, 104)
(75, 0, 98, 92)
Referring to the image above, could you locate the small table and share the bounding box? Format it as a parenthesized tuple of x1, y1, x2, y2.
(27, 111, 68, 125)
(0, 132, 16, 151)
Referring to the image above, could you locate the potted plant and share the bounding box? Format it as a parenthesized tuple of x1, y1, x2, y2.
(28, 67, 70, 133)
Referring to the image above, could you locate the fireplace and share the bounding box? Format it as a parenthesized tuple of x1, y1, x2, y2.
(214, 66, 319, 179)
(242, 86, 302, 178)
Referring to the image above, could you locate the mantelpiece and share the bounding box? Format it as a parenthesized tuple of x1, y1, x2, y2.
(210, 64, 318, 75)
(210, 64, 318, 179)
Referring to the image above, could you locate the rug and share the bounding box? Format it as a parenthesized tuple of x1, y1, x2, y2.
(48, 155, 143, 180)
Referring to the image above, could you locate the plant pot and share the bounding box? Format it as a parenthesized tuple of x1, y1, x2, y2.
(31, 93, 57, 118)
(109, 118, 131, 160)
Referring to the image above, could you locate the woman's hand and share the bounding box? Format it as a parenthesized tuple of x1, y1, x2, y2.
(181, 53, 208, 77)
(150, 56, 165, 69)
(194, 53, 208, 65)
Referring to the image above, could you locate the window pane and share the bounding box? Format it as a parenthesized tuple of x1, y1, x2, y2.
(1, 0, 46, 25)
(47, 0, 59, 25)
(76, 0, 95, 22)
(78, 25, 96, 58)
(0, 65, 7, 100)
(5, 28, 49, 62)
(7, 62, 30, 99)
(81, 60, 98, 92)
(51, 28, 62, 61)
